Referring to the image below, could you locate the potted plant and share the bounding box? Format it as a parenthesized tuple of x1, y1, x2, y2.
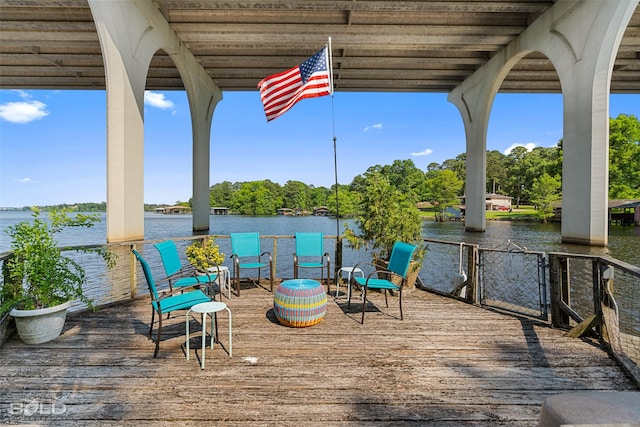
(343, 172, 425, 291)
(1, 207, 115, 344)
(185, 237, 225, 275)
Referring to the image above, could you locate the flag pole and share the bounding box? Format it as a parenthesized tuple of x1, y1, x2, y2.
(328, 37, 342, 287)
(328, 37, 339, 238)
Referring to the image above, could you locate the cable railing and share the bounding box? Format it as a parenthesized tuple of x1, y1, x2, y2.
(1, 234, 639, 386)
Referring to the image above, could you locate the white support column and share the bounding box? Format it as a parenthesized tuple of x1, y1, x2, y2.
(448, 0, 638, 246)
(88, 0, 221, 241)
(88, 0, 155, 243)
(448, 86, 494, 232)
(190, 95, 219, 232)
(178, 60, 222, 231)
(551, 1, 638, 246)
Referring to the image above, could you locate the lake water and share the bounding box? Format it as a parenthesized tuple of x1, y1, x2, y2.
(1, 210, 639, 267)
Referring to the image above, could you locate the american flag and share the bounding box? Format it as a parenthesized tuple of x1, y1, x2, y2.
(258, 46, 332, 122)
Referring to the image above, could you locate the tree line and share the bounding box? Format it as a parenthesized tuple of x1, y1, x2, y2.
(21, 114, 638, 217)
(205, 114, 639, 218)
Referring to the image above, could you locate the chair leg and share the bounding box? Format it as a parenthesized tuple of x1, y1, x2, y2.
(154, 314, 163, 358)
(234, 265, 241, 297)
(149, 309, 155, 339)
(384, 289, 389, 307)
(361, 286, 368, 324)
(399, 291, 403, 320)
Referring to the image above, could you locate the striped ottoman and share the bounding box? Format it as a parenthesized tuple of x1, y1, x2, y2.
(273, 279, 327, 327)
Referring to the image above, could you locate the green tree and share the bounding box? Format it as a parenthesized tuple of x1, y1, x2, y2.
(354, 159, 425, 203)
(325, 185, 357, 217)
(344, 172, 423, 259)
(230, 181, 279, 215)
(609, 114, 640, 198)
(309, 186, 331, 208)
(486, 150, 508, 194)
(282, 180, 310, 210)
(441, 153, 466, 184)
(504, 146, 529, 207)
(210, 181, 235, 207)
(531, 173, 561, 223)
(423, 169, 464, 221)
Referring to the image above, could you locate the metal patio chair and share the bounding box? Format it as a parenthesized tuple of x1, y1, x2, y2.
(348, 241, 417, 324)
(293, 232, 331, 289)
(154, 240, 220, 299)
(230, 232, 273, 296)
(132, 249, 212, 358)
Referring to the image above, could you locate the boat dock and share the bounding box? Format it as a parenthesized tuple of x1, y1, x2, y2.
(1, 280, 636, 425)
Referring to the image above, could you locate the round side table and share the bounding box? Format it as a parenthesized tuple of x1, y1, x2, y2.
(336, 267, 364, 299)
(186, 301, 232, 369)
(273, 279, 327, 327)
(207, 265, 231, 298)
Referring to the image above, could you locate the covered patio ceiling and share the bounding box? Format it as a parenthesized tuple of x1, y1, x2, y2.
(0, 0, 639, 93)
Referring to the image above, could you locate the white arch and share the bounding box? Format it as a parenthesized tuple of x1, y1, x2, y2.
(88, 0, 221, 242)
(449, 0, 638, 246)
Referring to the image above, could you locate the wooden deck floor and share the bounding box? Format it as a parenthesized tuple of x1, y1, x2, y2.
(1, 281, 637, 426)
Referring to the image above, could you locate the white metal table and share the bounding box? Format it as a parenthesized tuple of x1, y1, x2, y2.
(336, 266, 364, 300)
(186, 301, 232, 369)
(208, 265, 231, 298)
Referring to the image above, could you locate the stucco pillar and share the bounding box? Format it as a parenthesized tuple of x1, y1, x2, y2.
(178, 60, 222, 231)
(89, 0, 221, 241)
(89, 0, 155, 242)
(551, 1, 638, 246)
(448, 88, 493, 232)
(449, 0, 637, 246)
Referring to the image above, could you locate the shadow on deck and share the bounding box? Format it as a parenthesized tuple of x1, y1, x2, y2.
(0, 281, 637, 426)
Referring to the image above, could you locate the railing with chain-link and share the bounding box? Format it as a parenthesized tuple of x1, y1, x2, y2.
(2, 235, 639, 385)
(418, 238, 640, 385)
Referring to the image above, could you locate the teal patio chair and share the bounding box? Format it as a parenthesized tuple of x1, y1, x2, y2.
(230, 232, 273, 296)
(154, 240, 219, 299)
(132, 249, 212, 358)
(293, 232, 331, 289)
(348, 241, 417, 324)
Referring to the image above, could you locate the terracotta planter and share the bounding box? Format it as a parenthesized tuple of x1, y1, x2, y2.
(10, 301, 71, 345)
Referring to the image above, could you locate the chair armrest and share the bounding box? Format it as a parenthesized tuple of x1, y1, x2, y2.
(260, 251, 273, 262)
(155, 285, 201, 302)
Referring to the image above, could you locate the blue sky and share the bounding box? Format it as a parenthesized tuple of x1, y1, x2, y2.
(0, 88, 638, 207)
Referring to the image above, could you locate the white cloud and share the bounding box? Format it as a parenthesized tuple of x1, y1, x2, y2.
(503, 142, 537, 155)
(0, 100, 49, 124)
(410, 148, 433, 157)
(13, 178, 37, 184)
(144, 91, 175, 110)
(363, 123, 383, 132)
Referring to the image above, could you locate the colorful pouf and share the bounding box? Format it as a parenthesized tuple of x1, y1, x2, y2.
(273, 279, 327, 327)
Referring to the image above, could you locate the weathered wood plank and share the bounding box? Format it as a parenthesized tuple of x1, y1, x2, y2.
(0, 286, 636, 425)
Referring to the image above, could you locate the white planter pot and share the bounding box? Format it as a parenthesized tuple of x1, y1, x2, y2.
(10, 301, 72, 345)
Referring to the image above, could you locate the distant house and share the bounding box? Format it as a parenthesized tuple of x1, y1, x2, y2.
(313, 206, 330, 216)
(552, 199, 640, 225)
(277, 208, 294, 216)
(157, 205, 191, 214)
(610, 200, 640, 225)
(456, 193, 513, 213)
(485, 193, 512, 211)
(210, 207, 229, 215)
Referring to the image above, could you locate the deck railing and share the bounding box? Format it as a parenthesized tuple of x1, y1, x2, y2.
(419, 238, 640, 385)
(1, 234, 639, 385)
